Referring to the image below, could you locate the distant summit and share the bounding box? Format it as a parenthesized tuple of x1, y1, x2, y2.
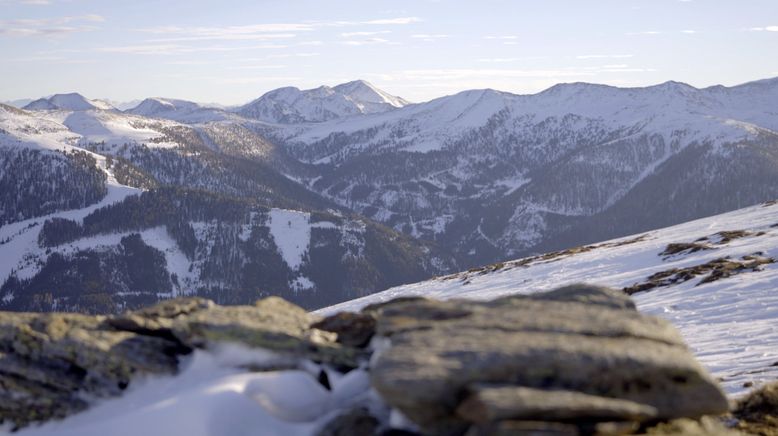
(126, 97, 230, 123)
(237, 80, 409, 123)
(23, 93, 115, 111)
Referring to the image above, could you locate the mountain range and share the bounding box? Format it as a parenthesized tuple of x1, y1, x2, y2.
(2, 77, 777, 312)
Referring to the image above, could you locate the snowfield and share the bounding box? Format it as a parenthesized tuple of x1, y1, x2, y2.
(322, 200, 778, 395)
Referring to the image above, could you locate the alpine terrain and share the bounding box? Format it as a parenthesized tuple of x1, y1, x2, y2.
(2, 77, 778, 312)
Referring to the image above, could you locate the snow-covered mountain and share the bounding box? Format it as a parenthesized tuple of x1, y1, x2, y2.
(0, 103, 453, 312)
(2, 76, 778, 311)
(24, 93, 116, 112)
(237, 80, 409, 124)
(269, 77, 778, 267)
(322, 199, 778, 395)
(126, 98, 232, 123)
(2, 98, 34, 109)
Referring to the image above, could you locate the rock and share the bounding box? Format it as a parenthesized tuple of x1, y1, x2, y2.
(110, 296, 361, 367)
(464, 420, 580, 436)
(369, 285, 728, 434)
(456, 385, 658, 423)
(732, 381, 778, 435)
(0, 311, 182, 428)
(316, 407, 380, 436)
(488, 284, 637, 311)
(644, 416, 740, 435)
(0, 297, 361, 429)
(311, 311, 377, 348)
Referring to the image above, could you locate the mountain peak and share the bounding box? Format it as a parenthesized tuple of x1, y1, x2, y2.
(238, 80, 409, 123)
(23, 93, 115, 111)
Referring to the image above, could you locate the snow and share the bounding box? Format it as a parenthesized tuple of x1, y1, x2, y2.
(23, 93, 115, 112)
(320, 201, 778, 395)
(6, 344, 380, 436)
(268, 209, 312, 270)
(284, 77, 776, 159)
(238, 80, 407, 124)
(140, 226, 197, 296)
(126, 98, 231, 124)
(291, 276, 315, 291)
(57, 111, 179, 148)
(0, 180, 140, 283)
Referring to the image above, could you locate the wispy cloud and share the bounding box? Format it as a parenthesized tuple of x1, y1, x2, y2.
(576, 54, 634, 60)
(266, 52, 320, 59)
(0, 14, 104, 37)
(342, 38, 393, 46)
(139, 17, 420, 43)
(363, 17, 421, 25)
(749, 26, 778, 32)
(477, 56, 546, 63)
(374, 66, 655, 82)
(341, 31, 390, 37)
(411, 34, 449, 41)
(478, 58, 520, 63)
(94, 43, 290, 55)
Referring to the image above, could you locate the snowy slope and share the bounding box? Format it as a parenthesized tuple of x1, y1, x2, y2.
(321, 200, 778, 395)
(126, 98, 232, 123)
(237, 80, 408, 123)
(1, 103, 182, 150)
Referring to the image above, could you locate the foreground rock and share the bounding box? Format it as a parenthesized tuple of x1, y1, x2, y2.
(0, 297, 355, 429)
(366, 284, 730, 434)
(0, 285, 737, 435)
(732, 382, 778, 435)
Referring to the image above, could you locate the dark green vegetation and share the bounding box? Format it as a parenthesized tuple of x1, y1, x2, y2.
(0, 148, 106, 225)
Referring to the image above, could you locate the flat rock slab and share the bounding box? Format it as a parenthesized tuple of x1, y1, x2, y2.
(368, 284, 729, 434)
(456, 385, 658, 423)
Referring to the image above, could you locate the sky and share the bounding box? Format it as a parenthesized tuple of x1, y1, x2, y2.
(1, 0, 777, 105)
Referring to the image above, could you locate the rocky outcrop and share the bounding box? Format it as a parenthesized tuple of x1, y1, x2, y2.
(0, 297, 354, 429)
(366, 285, 729, 434)
(0, 285, 737, 434)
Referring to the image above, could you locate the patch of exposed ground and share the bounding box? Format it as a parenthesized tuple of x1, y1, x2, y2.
(732, 382, 778, 436)
(659, 229, 760, 260)
(439, 235, 650, 283)
(623, 254, 775, 295)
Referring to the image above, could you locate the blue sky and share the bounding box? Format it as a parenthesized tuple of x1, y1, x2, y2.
(1, 0, 777, 105)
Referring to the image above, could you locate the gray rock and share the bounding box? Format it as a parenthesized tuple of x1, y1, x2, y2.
(465, 420, 581, 436)
(316, 407, 380, 436)
(456, 385, 658, 423)
(311, 311, 377, 348)
(0, 311, 181, 428)
(0, 297, 359, 429)
(110, 296, 361, 367)
(369, 286, 729, 434)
